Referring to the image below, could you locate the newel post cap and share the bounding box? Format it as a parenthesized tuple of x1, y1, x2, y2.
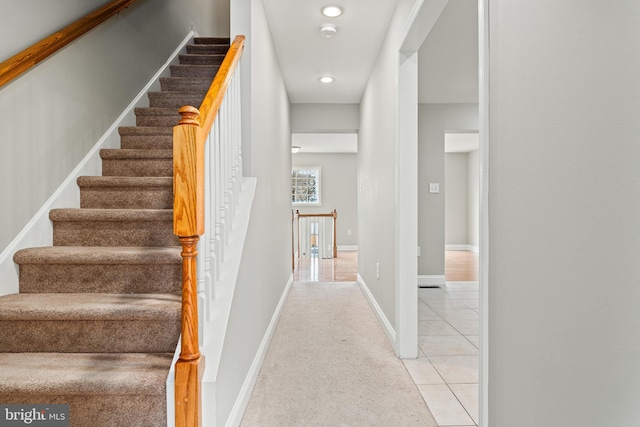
(178, 106, 201, 126)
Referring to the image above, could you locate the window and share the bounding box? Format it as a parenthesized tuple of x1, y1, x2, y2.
(292, 167, 321, 205)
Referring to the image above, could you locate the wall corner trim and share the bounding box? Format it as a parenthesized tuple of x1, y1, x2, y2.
(357, 274, 397, 351)
(224, 275, 294, 427)
(418, 275, 446, 286)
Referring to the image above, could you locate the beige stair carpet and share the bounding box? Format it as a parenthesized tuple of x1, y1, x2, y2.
(241, 282, 437, 427)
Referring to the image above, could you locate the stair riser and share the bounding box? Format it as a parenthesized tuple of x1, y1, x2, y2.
(148, 93, 203, 109)
(160, 78, 210, 92)
(0, 320, 180, 353)
(0, 395, 167, 427)
(80, 187, 173, 209)
(136, 114, 180, 127)
(101, 159, 173, 177)
(19, 264, 181, 294)
(186, 44, 229, 54)
(170, 65, 219, 78)
(119, 135, 173, 150)
(195, 37, 230, 45)
(53, 221, 179, 247)
(179, 54, 225, 65)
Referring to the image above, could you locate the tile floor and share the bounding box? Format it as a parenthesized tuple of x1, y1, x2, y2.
(404, 281, 480, 426)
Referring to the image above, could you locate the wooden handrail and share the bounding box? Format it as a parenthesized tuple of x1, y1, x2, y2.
(173, 35, 245, 427)
(198, 36, 245, 135)
(0, 0, 138, 88)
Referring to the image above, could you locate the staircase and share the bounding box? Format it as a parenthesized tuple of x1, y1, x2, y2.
(0, 37, 230, 426)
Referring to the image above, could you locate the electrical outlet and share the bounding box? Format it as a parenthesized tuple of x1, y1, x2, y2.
(347, 229, 352, 236)
(429, 183, 440, 193)
(417, 246, 421, 256)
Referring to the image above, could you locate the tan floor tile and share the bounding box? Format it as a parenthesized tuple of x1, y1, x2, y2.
(418, 385, 475, 426)
(402, 357, 445, 385)
(429, 355, 479, 384)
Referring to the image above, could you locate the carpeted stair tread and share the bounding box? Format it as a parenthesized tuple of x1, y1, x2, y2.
(0, 294, 181, 352)
(50, 208, 173, 222)
(0, 352, 173, 395)
(186, 44, 229, 55)
(14, 246, 181, 265)
(77, 176, 173, 187)
(14, 247, 181, 294)
(119, 126, 173, 136)
(170, 64, 220, 78)
(118, 126, 173, 149)
(50, 209, 178, 247)
(0, 293, 181, 321)
(179, 53, 226, 65)
(78, 179, 173, 209)
(134, 107, 182, 127)
(99, 149, 173, 177)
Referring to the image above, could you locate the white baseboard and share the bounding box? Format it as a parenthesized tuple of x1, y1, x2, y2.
(357, 274, 397, 352)
(445, 244, 479, 253)
(337, 245, 358, 251)
(418, 275, 446, 286)
(225, 275, 294, 427)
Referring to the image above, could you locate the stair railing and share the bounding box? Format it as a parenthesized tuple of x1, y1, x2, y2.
(294, 209, 338, 260)
(0, 0, 138, 88)
(172, 35, 245, 427)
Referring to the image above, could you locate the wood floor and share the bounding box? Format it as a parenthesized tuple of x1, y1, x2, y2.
(293, 251, 358, 282)
(444, 250, 478, 281)
(293, 250, 478, 282)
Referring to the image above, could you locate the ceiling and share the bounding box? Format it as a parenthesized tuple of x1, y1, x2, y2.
(262, 0, 400, 104)
(262, 0, 478, 151)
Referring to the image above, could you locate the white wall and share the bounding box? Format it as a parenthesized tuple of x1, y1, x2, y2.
(290, 103, 360, 132)
(0, 0, 229, 251)
(487, 2, 640, 425)
(418, 103, 478, 275)
(445, 150, 479, 249)
(467, 148, 479, 248)
(218, 0, 292, 425)
(292, 153, 358, 248)
(358, 0, 419, 332)
(445, 153, 469, 245)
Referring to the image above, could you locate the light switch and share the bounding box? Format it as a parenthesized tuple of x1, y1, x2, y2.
(429, 183, 440, 193)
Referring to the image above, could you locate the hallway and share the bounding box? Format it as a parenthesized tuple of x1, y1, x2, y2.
(248, 251, 479, 427)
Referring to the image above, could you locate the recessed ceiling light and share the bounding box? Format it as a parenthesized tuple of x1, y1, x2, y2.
(322, 5, 342, 17)
(291, 146, 301, 153)
(320, 76, 334, 83)
(320, 24, 337, 38)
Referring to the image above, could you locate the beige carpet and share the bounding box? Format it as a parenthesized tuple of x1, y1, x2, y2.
(241, 282, 438, 426)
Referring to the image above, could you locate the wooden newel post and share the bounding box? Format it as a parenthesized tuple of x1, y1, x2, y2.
(174, 105, 205, 427)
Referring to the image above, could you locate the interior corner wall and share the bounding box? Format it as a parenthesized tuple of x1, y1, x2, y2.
(418, 103, 478, 275)
(444, 153, 469, 245)
(467, 149, 479, 248)
(0, 0, 228, 252)
(488, 2, 640, 425)
(358, 0, 418, 330)
(292, 153, 358, 247)
(217, 0, 292, 424)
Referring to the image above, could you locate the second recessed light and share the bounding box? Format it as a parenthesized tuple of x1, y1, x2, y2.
(320, 24, 337, 38)
(320, 76, 334, 83)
